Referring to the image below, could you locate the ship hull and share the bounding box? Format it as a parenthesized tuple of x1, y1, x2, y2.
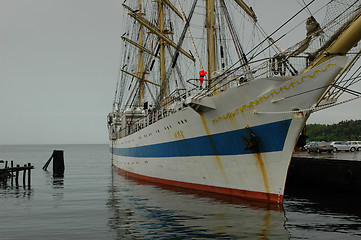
(110, 57, 346, 204)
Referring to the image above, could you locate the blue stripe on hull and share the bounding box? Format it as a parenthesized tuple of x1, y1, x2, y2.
(113, 119, 292, 158)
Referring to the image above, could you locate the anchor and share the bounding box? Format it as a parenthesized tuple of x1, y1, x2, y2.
(241, 126, 259, 152)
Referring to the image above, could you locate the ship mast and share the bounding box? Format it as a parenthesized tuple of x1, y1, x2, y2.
(158, 0, 167, 101)
(205, 0, 216, 87)
(205, 0, 257, 87)
(123, 1, 195, 107)
(138, 0, 145, 106)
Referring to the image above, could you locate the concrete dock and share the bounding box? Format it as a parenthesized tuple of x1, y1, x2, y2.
(286, 151, 361, 193)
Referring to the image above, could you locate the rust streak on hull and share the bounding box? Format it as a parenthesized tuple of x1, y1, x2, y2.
(254, 152, 270, 199)
(200, 114, 228, 182)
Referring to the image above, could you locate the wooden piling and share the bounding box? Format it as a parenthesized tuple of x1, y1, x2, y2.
(0, 163, 34, 188)
(23, 164, 26, 187)
(42, 152, 54, 170)
(11, 161, 13, 185)
(53, 150, 65, 177)
(28, 163, 31, 188)
(15, 164, 20, 186)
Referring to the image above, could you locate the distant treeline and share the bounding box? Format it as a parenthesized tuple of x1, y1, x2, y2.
(306, 120, 361, 142)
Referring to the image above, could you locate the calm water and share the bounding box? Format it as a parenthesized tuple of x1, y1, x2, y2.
(1, 145, 361, 239)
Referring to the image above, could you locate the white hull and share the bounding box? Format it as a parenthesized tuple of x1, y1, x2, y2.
(110, 57, 346, 204)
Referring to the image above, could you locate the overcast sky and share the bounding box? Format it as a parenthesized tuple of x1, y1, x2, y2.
(1, 0, 360, 145)
(0, 0, 122, 144)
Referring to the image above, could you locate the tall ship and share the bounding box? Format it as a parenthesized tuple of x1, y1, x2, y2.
(108, 0, 361, 204)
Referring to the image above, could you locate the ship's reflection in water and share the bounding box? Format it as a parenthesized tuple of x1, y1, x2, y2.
(107, 168, 289, 239)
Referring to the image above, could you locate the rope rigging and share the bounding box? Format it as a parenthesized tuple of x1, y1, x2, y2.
(255, 94, 361, 115)
(219, 0, 252, 80)
(154, 0, 199, 110)
(113, 0, 361, 120)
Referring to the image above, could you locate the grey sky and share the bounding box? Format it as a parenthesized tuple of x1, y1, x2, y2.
(1, 0, 122, 144)
(1, 0, 360, 145)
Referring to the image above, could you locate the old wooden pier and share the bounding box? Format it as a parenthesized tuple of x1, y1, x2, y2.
(0, 160, 34, 188)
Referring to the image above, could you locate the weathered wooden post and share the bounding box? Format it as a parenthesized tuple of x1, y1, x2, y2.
(4, 161, 8, 187)
(15, 164, 20, 186)
(11, 161, 13, 185)
(0, 162, 34, 187)
(53, 150, 65, 177)
(23, 164, 26, 187)
(42, 152, 53, 170)
(28, 163, 31, 188)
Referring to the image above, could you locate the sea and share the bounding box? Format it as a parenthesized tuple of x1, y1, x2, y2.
(1, 144, 361, 240)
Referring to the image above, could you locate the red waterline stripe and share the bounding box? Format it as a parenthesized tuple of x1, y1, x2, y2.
(115, 166, 283, 204)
